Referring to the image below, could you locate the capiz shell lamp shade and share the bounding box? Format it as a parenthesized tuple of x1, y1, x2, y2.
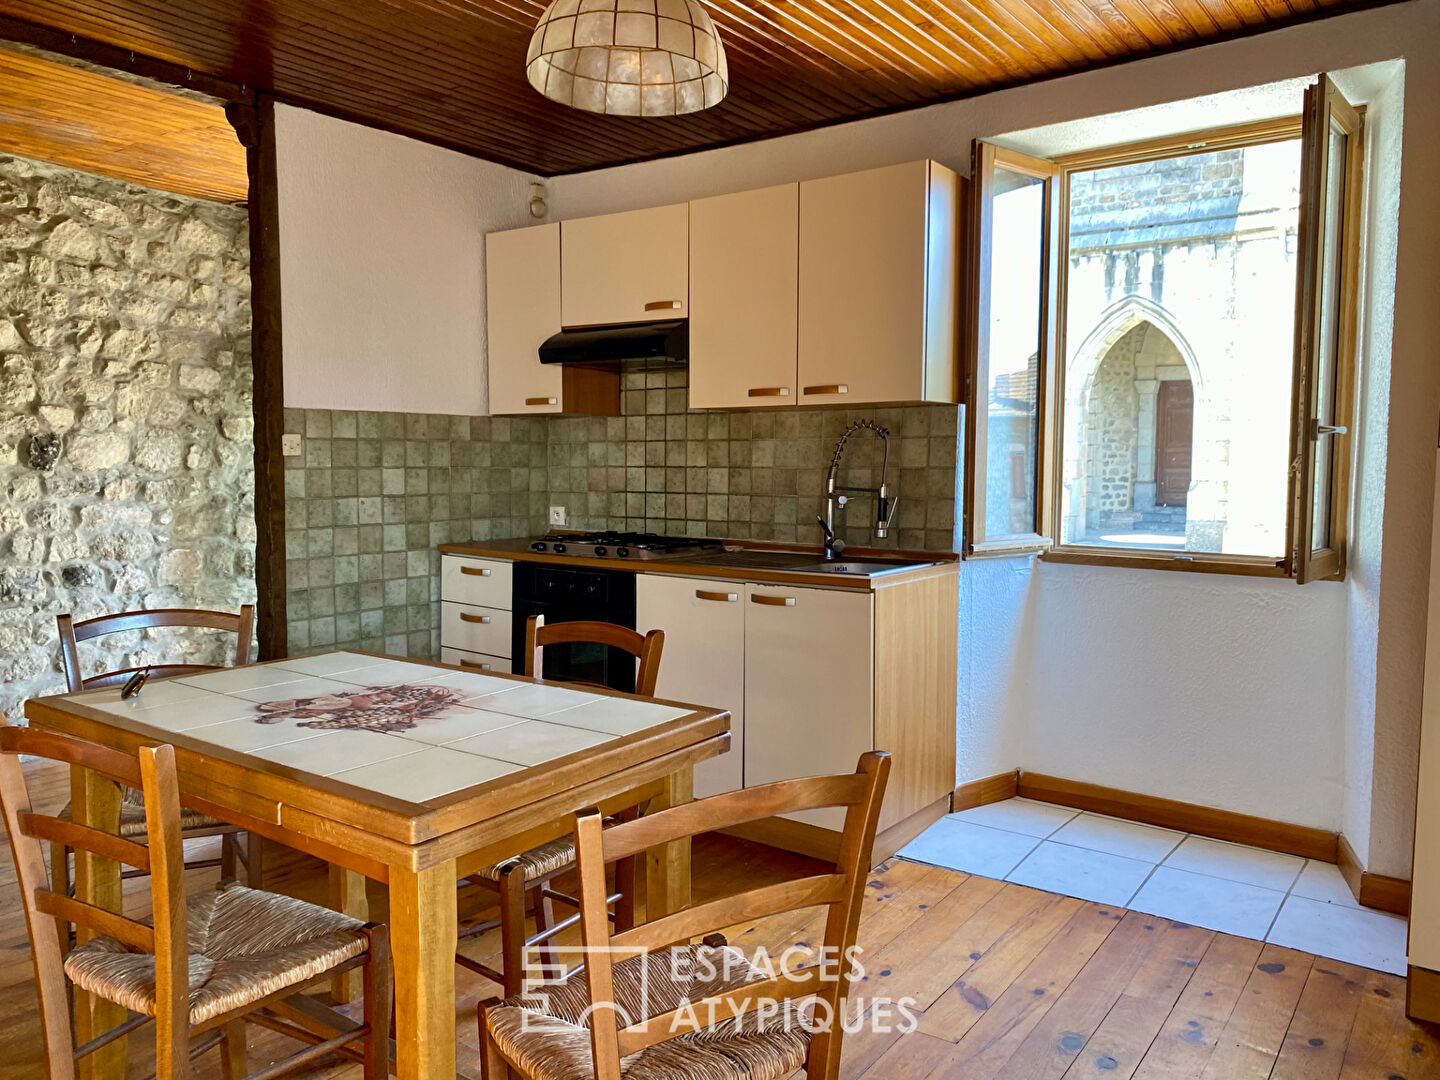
(526, 0, 729, 116)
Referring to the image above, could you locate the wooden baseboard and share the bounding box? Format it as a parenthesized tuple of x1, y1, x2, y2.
(1016, 772, 1339, 862)
(1408, 965, 1440, 1026)
(953, 770, 1019, 811)
(722, 794, 950, 867)
(1337, 834, 1412, 916)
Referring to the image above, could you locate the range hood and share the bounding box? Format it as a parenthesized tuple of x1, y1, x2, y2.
(539, 320, 688, 366)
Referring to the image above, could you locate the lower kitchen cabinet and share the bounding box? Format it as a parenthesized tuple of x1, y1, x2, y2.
(636, 575, 746, 798)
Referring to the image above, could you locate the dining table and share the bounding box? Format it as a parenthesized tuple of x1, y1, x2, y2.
(24, 649, 730, 1080)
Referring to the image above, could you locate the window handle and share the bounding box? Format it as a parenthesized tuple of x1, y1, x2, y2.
(1313, 421, 1348, 437)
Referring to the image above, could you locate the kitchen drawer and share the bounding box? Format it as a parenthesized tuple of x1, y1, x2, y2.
(441, 646, 512, 675)
(441, 602, 513, 657)
(441, 556, 512, 609)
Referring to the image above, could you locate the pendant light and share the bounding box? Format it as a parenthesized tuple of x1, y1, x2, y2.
(525, 0, 728, 117)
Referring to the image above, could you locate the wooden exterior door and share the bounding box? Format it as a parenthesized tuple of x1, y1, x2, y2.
(1156, 380, 1193, 507)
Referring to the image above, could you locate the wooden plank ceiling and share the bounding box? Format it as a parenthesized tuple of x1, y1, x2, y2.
(0, 47, 246, 201)
(0, 0, 1380, 176)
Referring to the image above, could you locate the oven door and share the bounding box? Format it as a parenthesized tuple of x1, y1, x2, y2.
(512, 564, 638, 694)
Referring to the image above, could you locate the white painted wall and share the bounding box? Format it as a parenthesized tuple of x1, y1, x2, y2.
(274, 103, 539, 415)
(549, 0, 1440, 871)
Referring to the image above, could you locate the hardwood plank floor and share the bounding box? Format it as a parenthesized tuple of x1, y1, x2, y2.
(2, 760, 1437, 1079)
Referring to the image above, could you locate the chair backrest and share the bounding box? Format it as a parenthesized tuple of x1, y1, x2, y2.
(57, 604, 256, 692)
(570, 751, 891, 1080)
(522, 614, 666, 697)
(0, 725, 187, 1080)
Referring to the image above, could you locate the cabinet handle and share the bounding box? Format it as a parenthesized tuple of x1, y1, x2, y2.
(803, 384, 849, 396)
(747, 387, 791, 398)
(459, 659, 495, 671)
(460, 566, 492, 577)
(751, 594, 795, 607)
(459, 612, 493, 624)
(644, 300, 683, 312)
(525, 396, 558, 406)
(696, 589, 739, 602)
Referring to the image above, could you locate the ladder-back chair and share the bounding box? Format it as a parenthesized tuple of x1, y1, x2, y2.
(479, 751, 892, 1080)
(53, 606, 264, 892)
(0, 724, 391, 1080)
(455, 615, 665, 995)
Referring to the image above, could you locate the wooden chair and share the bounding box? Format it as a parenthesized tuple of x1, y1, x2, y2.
(455, 615, 664, 995)
(52, 606, 266, 895)
(478, 751, 892, 1080)
(0, 724, 391, 1080)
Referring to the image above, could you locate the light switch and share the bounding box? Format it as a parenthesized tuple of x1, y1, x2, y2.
(281, 433, 303, 457)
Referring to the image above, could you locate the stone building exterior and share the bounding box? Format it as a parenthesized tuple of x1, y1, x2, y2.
(1056, 140, 1301, 555)
(0, 154, 254, 724)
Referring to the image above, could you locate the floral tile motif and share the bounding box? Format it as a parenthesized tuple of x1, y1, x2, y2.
(252, 683, 466, 734)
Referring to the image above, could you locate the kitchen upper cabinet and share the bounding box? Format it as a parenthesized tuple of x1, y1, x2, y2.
(689, 184, 799, 409)
(486, 224, 563, 415)
(635, 574, 745, 798)
(561, 203, 689, 328)
(798, 160, 960, 406)
(743, 583, 874, 831)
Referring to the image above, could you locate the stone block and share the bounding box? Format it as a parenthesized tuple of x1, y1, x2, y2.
(66, 430, 127, 470)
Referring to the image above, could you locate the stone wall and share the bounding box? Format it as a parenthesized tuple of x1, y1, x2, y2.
(0, 154, 253, 723)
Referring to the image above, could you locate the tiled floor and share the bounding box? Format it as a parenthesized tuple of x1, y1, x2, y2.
(897, 796, 1410, 975)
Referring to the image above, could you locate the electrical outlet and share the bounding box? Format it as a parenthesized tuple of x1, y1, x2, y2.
(549, 505, 567, 527)
(281, 433, 303, 457)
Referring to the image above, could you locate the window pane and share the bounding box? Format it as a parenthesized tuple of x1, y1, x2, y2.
(982, 165, 1045, 540)
(1309, 120, 1348, 553)
(1059, 140, 1302, 558)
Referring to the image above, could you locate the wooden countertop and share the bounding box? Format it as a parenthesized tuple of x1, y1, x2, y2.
(438, 537, 959, 590)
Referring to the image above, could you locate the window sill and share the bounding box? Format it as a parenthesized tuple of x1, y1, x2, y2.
(1041, 546, 1288, 578)
(967, 537, 1053, 559)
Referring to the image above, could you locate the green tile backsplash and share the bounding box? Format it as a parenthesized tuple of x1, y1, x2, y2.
(284, 372, 961, 659)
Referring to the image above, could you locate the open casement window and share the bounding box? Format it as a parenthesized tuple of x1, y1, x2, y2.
(1288, 76, 1363, 583)
(963, 141, 1060, 555)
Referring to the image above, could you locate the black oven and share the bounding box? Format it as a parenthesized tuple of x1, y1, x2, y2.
(511, 562, 638, 693)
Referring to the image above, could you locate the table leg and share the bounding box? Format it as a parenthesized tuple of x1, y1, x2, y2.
(71, 764, 126, 1080)
(329, 865, 369, 1002)
(645, 765, 694, 919)
(390, 860, 458, 1080)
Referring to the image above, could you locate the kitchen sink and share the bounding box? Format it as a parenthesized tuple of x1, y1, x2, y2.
(790, 559, 928, 576)
(693, 551, 824, 570)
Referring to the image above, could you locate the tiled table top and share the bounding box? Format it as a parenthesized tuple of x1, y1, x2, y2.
(73, 652, 695, 804)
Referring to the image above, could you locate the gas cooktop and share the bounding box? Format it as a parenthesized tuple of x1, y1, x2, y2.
(527, 531, 725, 561)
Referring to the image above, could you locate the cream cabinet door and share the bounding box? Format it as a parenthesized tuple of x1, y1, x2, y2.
(486, 224, 562, 415)
(636, 573, 745, 798)
(689, 184, 798, 409)
(798, 160, 959, 406)
(743, 583, 873, 830)
(561, 204, 689, 328)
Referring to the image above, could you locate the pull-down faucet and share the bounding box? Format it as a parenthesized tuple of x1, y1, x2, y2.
(816, 419, 899, 560)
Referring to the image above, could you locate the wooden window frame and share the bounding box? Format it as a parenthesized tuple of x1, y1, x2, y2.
(962, 142, 1060, 558)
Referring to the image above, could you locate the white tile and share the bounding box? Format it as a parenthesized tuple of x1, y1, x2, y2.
(269, 651, 380, 677)
(248, 730, 423, 775)
(1006, 840, 1154, 907)
(465, 683, 606, 720)
(1162, 835, 1305, 892)
(335, 659, 453, 686)
(445, 720, 612, 767)
(547, 697, 693, 736)
(1049, 813, 1186, 863)
(1266, 895, 1408, 976)
(87, 680, 217, 714)
(1290, 861, 1361, 909)
(425, 669, 525, 699)
(896, 817, 1041, 879)
(331, 746, 520, 803)
(949, 798, 1078, 838)
(226, 675, 367, 704)
(384, 705, 522, 746)
(1129, 866, 1285, 940)
(91, 691, 254, 731)
(182, 716, 332, 754)
(176, 665, 314, 694)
